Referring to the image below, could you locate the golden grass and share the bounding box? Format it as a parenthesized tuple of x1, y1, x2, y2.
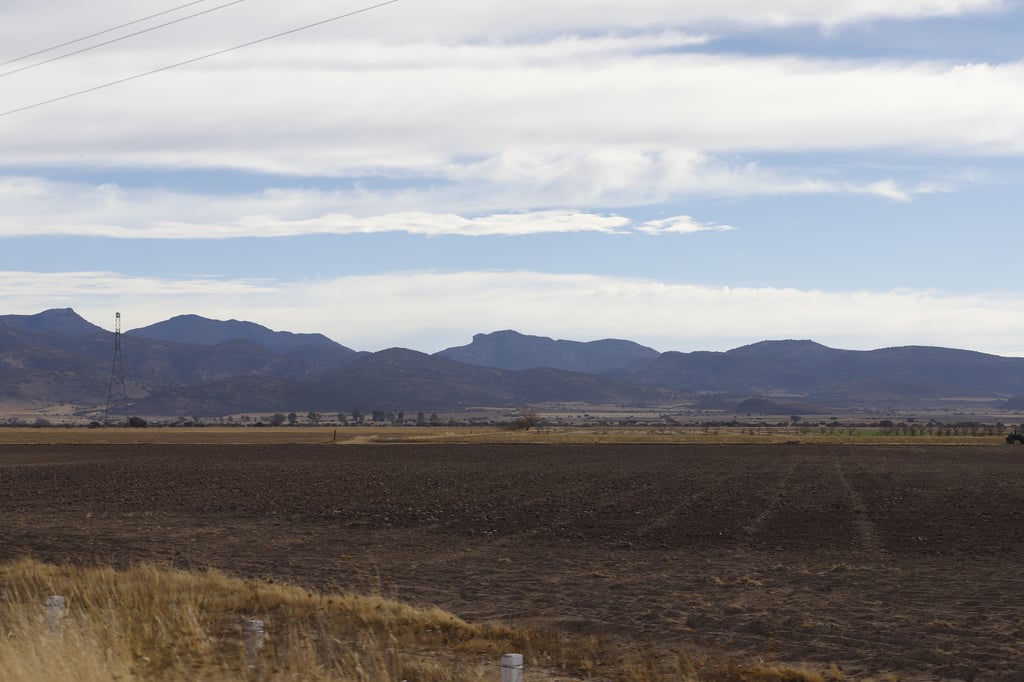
(1, 558, 500, 682)
(0, 559, 840, 682)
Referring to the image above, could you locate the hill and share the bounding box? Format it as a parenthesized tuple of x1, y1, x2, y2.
(7, 309, 1024, 418)
(608, 339, 1024, 403)
(134, 348, 673, 415)
(436, 330, 659, 372)
(0, 310, 114, 405)
(0, 310, 361, 410)
(0, 308, 108, 337)
(128, 314, 359, 356)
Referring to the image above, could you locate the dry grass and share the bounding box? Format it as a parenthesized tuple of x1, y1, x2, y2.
(0, 559, 839, 682)
(0, 559, 490, 682)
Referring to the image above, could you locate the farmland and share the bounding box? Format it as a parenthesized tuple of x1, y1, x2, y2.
(1, 438, 1022, 679)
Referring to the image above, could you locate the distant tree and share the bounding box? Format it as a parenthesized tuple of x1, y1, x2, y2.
(397, 411, 405, 424)
(429, 412, 442, 426)
(506, 409, 542, 431)
(128, 416, 147, 428)
(372, 410, 386, 423)
(270, 413, 287, 426)
(337, 412, 348, 424)
(287, 412, 298, 426)
(352, 409, 364, 423)
(416, 412, 426, 426)
(307, 411, 321, 424)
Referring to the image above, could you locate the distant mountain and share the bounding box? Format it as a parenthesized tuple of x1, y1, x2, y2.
(608, 339, 1024, 402)
(607, 340, 838, 395)
(0, 309, 361, 409)
(436, 330, 659, 373)
(134, 348, 674, 415)
(316, 348, 672, 410)
(129, 375, 312, 417)
(129, 314, 358, 356)
(8, 308, 1024, 418)
(0, 309, 113, 404)
(0, 308, 107, 337)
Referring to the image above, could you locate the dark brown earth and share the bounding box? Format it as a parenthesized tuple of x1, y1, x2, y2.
(2, 443, 1022, 680)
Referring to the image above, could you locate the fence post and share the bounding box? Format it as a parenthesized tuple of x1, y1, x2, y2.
(501, 653, 523, 682)
(45, 596, 66, 633)
(244, 619, 265, 665)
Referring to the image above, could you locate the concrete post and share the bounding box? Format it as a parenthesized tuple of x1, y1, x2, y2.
(45, 596, 65, 633)
(244, 618, 265, 665)
(501, 653, 524, 682)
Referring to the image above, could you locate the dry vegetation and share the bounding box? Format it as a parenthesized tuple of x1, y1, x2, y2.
(0, 559, 838, 682)
(0, 424, 1012, 446)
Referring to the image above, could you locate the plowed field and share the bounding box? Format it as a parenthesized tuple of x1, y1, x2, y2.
(2, 443, 1022, 680)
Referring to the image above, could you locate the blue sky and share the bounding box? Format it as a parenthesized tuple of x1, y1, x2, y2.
(3, 0, 1024, 354)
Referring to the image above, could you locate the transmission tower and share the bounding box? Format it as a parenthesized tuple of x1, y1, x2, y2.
(105, 312, 129, 424)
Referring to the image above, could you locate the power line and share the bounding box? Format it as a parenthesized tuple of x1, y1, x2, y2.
(1, 0, 216, 68)
(0, 0, 402, 119)
(0, 0, 252, 80)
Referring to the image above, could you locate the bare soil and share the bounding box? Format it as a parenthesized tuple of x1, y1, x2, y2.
(1, 443, 1022, 680)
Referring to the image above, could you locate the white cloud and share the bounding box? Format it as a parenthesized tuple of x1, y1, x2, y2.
(0, 172, 939, 240)
(294, 0, 1002, 39)
(0, 271, 277, 313)
(0, 0, 1002, 55)
(8, 269, 1024, 356)
(0, 178, 659, 237)
(187, 210, 634, 238)
(636, 216, 737, 235)
(6, 39, 1024, 184)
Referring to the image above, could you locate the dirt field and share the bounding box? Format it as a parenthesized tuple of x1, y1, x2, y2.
(1, 442, 1022, 680)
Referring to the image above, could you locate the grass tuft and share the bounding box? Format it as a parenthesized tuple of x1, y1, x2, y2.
(0, 558, 836, 681)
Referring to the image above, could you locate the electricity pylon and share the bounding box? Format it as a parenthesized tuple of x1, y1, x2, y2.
(104, 312, 129, 424)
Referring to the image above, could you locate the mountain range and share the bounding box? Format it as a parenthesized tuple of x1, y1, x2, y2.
(3, 308, 1024, 418)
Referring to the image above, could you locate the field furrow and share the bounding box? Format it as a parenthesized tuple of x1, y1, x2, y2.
(2, 442, 1022, 680)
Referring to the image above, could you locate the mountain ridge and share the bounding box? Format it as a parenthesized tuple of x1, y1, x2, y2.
(4, 308, 1024, 417)
(436, 329, 660, 373)
(0, 308, 108, 337)
(128, 313, 358, 356)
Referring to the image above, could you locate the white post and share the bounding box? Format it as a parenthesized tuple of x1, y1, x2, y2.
(501, 653, 524, 682)
(244, 619, 265, 665)
(45, 596, 66, 633)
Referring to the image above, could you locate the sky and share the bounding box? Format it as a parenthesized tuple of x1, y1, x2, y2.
(4, 0, 1024, 355)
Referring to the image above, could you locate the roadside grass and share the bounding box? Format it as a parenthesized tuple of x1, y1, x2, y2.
(0, 559, 844, 682)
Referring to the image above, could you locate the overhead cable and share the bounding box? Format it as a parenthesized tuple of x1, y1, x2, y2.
(0, 0, 252, 79)
(0, 0, 402, 119)
(1, 0, 217, 68)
